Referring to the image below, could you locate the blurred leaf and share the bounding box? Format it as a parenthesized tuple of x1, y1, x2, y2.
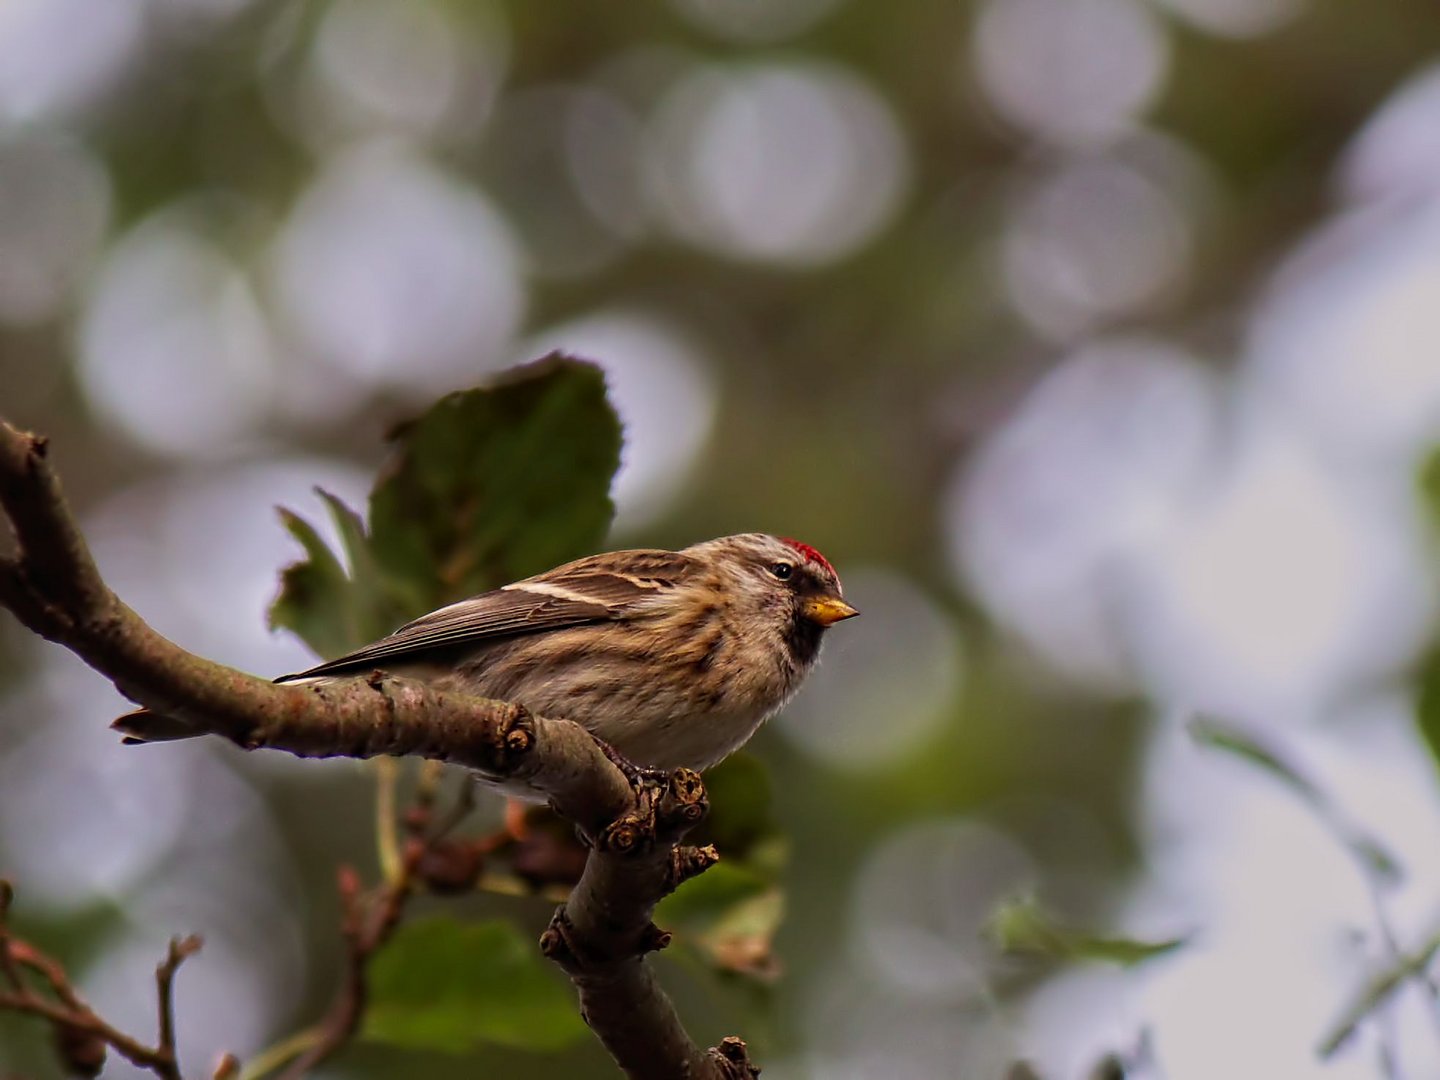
(691, 885, 785, 980)
(1190, 717, 1403, 885)
(363, 917, 586, 1054)
(659, 862, 785, 981)
(1415, 449, 1440, 770)
(658, 755, 788, 980)
(1418, 445, 1440, 527)
(1189, 716, 1322, 803)
(268, 509, 363, 660)
(657, 860, 770, 925)
(696, 752, 778, 860)
(368, 354, 622, 610)
(1416, 644, 1440, 773)
(986, 895, 1186, 969)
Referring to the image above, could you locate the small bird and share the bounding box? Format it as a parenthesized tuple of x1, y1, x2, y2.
(121, 534, 857, 787)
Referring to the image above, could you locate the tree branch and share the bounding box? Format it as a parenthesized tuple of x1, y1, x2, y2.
(0, 418, 758, 1080)
(262, 768, 478, 1080)
(0, 880, 202, 1079)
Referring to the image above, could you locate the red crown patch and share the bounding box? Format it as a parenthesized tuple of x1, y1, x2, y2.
(780, 537, 836, 578)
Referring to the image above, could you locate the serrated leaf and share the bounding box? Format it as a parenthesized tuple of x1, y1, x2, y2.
(363, 917, 586, 1054)
(368, 354, 622, 611)
(316, 488, 374, 582)
(1190, 717, 1403, 885)
(268, 510, 361, 660)
(987, 894, 1187, 969)
(315, 488, 403, 644)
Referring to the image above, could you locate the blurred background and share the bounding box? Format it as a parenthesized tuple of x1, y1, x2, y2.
(4, 0, 1440, 1077)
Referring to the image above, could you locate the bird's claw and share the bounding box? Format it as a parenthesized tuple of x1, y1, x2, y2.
(593, 737, 670, 789)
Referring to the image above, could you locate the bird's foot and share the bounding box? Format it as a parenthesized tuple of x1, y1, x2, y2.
(592, 737, 670, 789)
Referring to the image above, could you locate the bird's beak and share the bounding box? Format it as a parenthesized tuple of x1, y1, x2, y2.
(802, 595, 860, 627)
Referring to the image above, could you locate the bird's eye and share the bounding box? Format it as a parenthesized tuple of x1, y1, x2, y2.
(769, 562, 794, 581)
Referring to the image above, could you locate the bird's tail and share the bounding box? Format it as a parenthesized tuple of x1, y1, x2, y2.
(111, 708, 204, 745)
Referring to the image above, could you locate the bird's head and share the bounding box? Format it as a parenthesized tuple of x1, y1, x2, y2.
(687, 533, 859, 633)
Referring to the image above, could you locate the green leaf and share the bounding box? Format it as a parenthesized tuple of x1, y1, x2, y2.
(268, 357, 624, 661)
(695, 753, 778, 861)
(315, 488, 403, 644)
(986, 894, 1187, 969)
(363, 917, 586, 1054)
(1416, 644, 1440, 773)
(655, 755, 787, 979)
(268, 509, 362, 660)
(1418, 444, 1440, 529)
(1415, 448, 1440, 770)
(1190, 717, 1403, 885)
(368, 354, 622, 610)
(658, 862, 784, 981)
(1188, 716, 1322, 804)
(656, 860, 770, 926)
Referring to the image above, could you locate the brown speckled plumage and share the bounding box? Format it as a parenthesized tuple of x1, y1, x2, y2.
(276, 533, 856, 793)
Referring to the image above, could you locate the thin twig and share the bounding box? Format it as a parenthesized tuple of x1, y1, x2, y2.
(0, 881, 24, 994)
(158, 936, 204, 1066)
(1319, 922, 1440, 1058)
(236, 1028, 319, 1080)
(372, 758, 403, 885)
(0, 882, 203, 1079)
(253, 782, 486, 1080)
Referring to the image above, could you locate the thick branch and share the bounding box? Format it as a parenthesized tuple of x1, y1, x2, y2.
(0, 419, 755, 1079)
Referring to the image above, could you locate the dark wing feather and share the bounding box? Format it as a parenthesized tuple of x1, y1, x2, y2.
(276, 548, 698, 681)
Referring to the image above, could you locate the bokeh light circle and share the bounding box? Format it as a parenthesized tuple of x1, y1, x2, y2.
(0, 0, 145, 124)
(83, 458, 373, 677)
(519, 310, 717, 529)
(78, 197, 280, 459)
(972, 0, 1169, 148)
(270, 141, 525, 401)
(1247, 202, 1440, 463)
(1002, 154, 1193, 339)
(1153, 0, 1305, 40)
(951, 338, 1218, 686)
(851, 817, 1035, 995)
(648, 60, 910, 265)
(1127, 420, 1433, 720)
(1343, 63, 1440, 206)
(313, 0, 464, 137)
(669, 0, 843, 43)
(0, 130, 110, 325)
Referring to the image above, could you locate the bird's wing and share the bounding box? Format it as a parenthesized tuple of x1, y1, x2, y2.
(275, 549, 698, 681)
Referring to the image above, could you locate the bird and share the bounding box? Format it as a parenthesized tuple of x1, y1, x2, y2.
(118, 534, 858, 792)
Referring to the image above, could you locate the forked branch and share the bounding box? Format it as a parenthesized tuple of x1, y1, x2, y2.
(0, 418, 758, 1080)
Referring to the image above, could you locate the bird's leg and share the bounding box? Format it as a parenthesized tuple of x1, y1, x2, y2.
(591, 736, 670, 789)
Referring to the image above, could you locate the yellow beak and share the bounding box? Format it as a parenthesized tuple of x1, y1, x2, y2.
(802, 595, 860, 627)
